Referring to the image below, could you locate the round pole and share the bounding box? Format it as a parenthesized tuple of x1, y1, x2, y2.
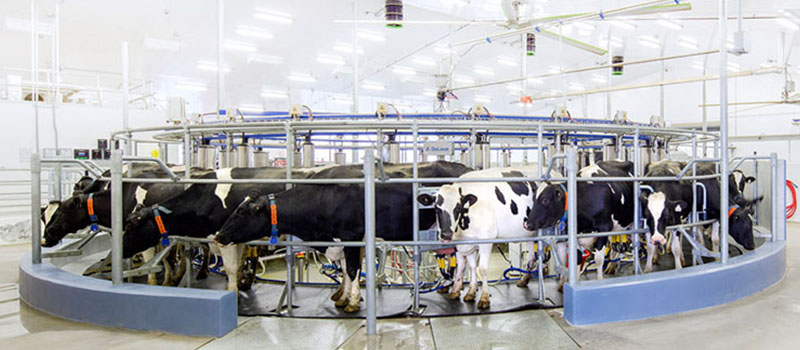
(411, 121, 420, 311)
(363, 150, 377, 335)
(566, 147, 578, 284)
(633, 128, 641, 274)
(32, 0, 40, 152)
(30, 153, 42, 264)
(719, 0, 730, 263)
(217, 0, 225, 119)
(110, 150, 124, 285)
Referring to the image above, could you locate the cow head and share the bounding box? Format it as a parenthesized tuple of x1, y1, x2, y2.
(72, 176, 97, 195)
(731, 170, 755, 195)
(42, 195, 89, 247)
(727, 196, 763, 250)
(123, 206, 160, 258)
(41, 200, 60, 226)
(417, 185, 477, 242)
(639, 191, 687, 246)
(525, 183, 565, 231)
(215, 192, 270, 246)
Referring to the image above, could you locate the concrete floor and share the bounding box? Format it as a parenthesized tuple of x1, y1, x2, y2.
(1, 223, 798, 349)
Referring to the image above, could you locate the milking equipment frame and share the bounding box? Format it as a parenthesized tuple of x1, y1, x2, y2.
(27, 111, 788, 335)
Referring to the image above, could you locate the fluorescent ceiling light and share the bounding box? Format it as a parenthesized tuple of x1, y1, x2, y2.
(610, 20, 636, 30)
(316, 54, 346, 65)
(497, 56, 517, 66)
(4, 17, 53, 35)
(332, 95, 353, 105)
(677, 36, 699, 49)
(433, 44, 451, 54)
(175, 82, 207, 92)
(261, 90, 289, 99)
(639, 36, 661, 49)
(527, 77, 543, 85)
(254, 9, 294, 24)
(569, 83, 585, 91)
(333, 42, 364, 54)
(247, 53, 284, 64)
(357, 30, 386, 42)
(392, 65, 416, 75)
(591, 74, 607, 83)
(411, 56, 436, 66)
(657, 16, 683, 31)
(600, 36, 624, 48)
(288, 73, 315, 83)
(776, 17, 800, 31)
(473, 66, 494, 76)
(727, 62, 741, 72)
(196, 60, 232, 72)
(224, 41, 257, 52)
(235, 25, 273, 39)
(690, 60, 705, 70)
(362, 81, 386, 90)
(144, 37, 182, 52)
(474, 95, 492, 103)
(453, 75, 475, 84)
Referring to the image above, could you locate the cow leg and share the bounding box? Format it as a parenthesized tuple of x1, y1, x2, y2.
(220, 244, 243, 293)
(672, 231, 684, 269)
(710, 221, 720, 258)
(447, 249, 467, 300)
(604, 249, 618, 275)
(325, 246, 346, 301)
(516, 241, 536, 288)
(161, 252, 173, 286)
(644, 233, 656, 273)
(334, 258, 351, 307)
(476, 244, 492, 309)
(343, 247, 362, 313)
(463, 252, 479, 302)
(142, 247, 157, 285)
(555, 241, 567, 292)
(196, 245, 210, 280)
(593, 249, 605, 280)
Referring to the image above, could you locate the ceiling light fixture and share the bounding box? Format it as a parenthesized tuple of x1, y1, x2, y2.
(497, 56, 518, 66)
(677, 36, 699, 49)
(362, 81, 386, 90)
(224, 41, 257, 52)
(316, 54, 346, 65)
(392, 65, 416, 75)
(333, 42, 364, 54)
(288, 73, 316, 83)
(261, 90, 289, 99)
(235, 25, 273, 39)
(247, 53, 284, 64)
(639, 36, 661, 49)
(657, 16, 683, 31)
(254, 9, 294, 24)
(357, 30, 386, 42)
(196, 61, 232, 72)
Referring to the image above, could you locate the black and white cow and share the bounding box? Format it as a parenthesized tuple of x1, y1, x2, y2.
(416, 166, 557, 308)
(526, 160, 635, 286)
(641, 161, 762, 271)
(213, 161, 471, 311)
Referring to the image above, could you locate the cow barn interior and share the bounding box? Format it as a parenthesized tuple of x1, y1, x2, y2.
(1, 0, 800, 348)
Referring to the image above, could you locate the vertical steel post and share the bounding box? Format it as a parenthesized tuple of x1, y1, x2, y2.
(411, 121, 420, 311)
(536, 123, 545, 303)
(183, 126, 191, 181)
(566, 147, 578, 284)
(217, 0, 224, 120)
(110, 150, 123, 285)
(633, 128, 641, 274)
(32, 0, 40, 152)
(719, 0, 730, 264)
(352, 0, 359, 113)
(31, 153, 42, 264)
(752, 154, 759, 225)
(285, 245, 294, 311)
(470, 129, 476, 168)
(51, 3, 61, 201)
(122, 42, 131, 156)
(363, 150, 377, 335)
(770, 152, 778, 242)
(284, 122, 293, 190)
(691, 132, 699, 265)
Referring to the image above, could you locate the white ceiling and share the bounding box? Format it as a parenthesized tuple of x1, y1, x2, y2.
(1, 0, 799, 115)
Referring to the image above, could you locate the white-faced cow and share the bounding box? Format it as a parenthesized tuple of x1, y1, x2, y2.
(526, 160, 635, 287)
(416, 166, 558, 308)
(213, 161, 471, 312)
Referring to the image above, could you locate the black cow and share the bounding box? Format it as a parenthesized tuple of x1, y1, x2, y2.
(526, 160, 635, 285)
(213, 161, 471, 312)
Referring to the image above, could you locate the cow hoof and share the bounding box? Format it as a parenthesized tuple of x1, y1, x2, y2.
(463, 292, 476, 302)
(331, 289, 344, 301)
(516, 278, 529, 288)
(477, 299, 490, 309)
(196, 272, 208, 280)
(334, 298, 349, 308)
(557, 283, 564, 293)
(344, 303, 360, 313)
(437, 287, 450, 294)
(446, 292, 461, 300)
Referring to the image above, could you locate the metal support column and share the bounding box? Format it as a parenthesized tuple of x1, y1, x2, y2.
(183, 126, 191, 181)
(633, 128, 641, 274)
(110, 150, 123, 285)
(719, 0, 730, 263)
(566, 147, 578, 284)
(691, 133, 699, 265)
(770, 153, 778, 241)
(31, 153, 41, 264)
(363, 150, 377, 335)
(412, 121, 420, 311)
(536, 123, 545, 302)
(122, 42, 131, 156)
(217, 0, 225, 120)
(285, 245, 294, 311)
(285, 122, 293, 190)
